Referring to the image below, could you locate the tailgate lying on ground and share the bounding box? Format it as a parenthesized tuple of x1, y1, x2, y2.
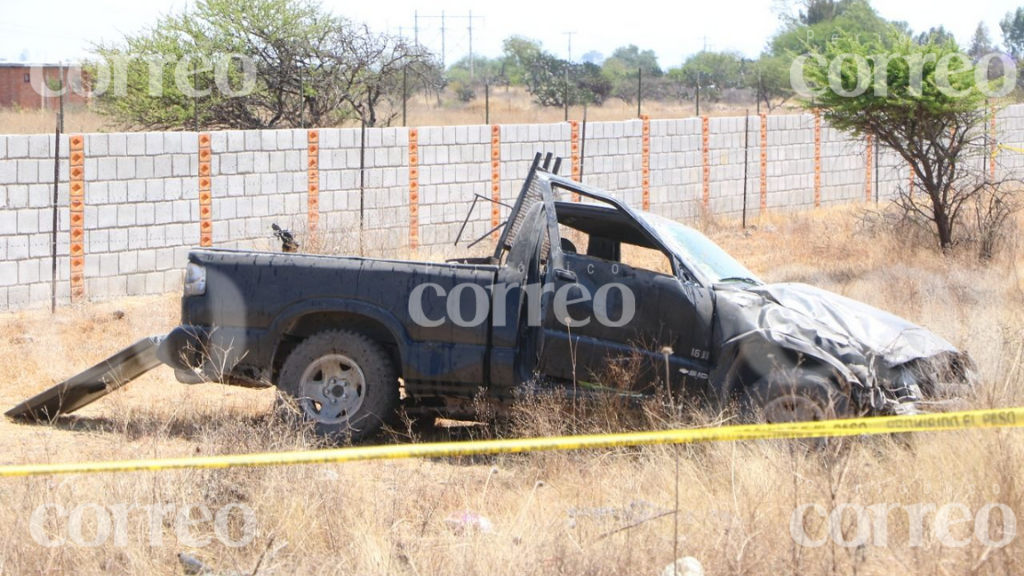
(5, 335, 166, 421)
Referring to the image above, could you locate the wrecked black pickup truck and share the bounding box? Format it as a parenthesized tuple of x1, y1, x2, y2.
(8, 153, 976, 439)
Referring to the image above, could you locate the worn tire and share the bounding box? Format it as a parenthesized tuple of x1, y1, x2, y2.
(277, 330, 399, 441)
(743, 369, 849, 423)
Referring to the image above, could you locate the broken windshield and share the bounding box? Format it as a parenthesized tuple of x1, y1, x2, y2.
(640, 213, 762, 286)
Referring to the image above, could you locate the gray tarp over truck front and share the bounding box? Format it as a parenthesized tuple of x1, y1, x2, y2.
(712, 282, 969, 412)
(5, 336, 165, 420)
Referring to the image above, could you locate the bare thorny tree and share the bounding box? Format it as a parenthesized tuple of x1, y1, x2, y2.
(865, 106, 1021, 257)
(209, 20, 437, 128)
(91, 0, 441, 130)
(330, 24, 437, 127)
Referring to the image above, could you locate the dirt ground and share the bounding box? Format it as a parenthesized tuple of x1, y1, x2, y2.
(1, 205, 1023, 575)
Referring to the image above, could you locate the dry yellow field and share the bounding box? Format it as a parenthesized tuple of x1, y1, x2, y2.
(1, 206, 1023, 575)
(0, 88, 784, 135)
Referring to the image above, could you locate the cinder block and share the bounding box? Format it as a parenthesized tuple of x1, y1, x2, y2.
(116, 157, 136, 179)
(108, 229, 128, 252)
(172, 201, 191, 222)
(244, 130, 261, 151)
(254, 152, 269, 172)
(7, 136, 28, 158)
(6, 235, 27, 259)
(0, 160, 16, 184)
(268, 152, 285, 172)
(136, 203, 155, 225)
(138, 249, 157, 271)
(135, 156, 154, 179)
(319, 129, 337, 149)
(237, 152, 254, 174)
(208, 132, 226, 153)
(227, 131, 245, 152)
(163, 269, 183, 292)
(117, 204, 136, 227)
(28, 184, 49, 208)
(172, 155, 190, 176)
(164, 178, 183, 200)
(127, 274, 146, 295)
(0, 262, 16, 286)
(19, 259, 40, 284)
(261, 131, 276, 150)
(220, 154, 237, 174)
(17, 160, 38, 184)
(146, 179, 165, 201)
(8, 285, 29, 308)
(339, 129, 356, 148)
(145, 132, 164, 155)
(127, 180, 146, 202)
(127, 133, 146, 154)
(29, 135, 50, 158)
(163, 133, 183, 154)
(17, 210, 39, 234)
(86, 134, 108, 156)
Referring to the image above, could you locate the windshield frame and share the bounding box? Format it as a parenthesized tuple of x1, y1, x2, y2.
(639, 212, 762, 288)
(537, 171, 760, 289)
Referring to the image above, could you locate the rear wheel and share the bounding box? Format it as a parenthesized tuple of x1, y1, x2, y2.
(278, 330, 398, 441)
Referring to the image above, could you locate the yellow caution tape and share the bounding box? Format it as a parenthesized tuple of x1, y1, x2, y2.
(996, 143, 1024, 155)
(0, 407, 1020, 478)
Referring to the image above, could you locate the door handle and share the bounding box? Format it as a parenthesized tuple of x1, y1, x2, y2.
(555, 268, 577, 283)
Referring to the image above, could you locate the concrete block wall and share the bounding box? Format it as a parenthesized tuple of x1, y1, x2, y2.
(417, 124, 490, 251)
(648, 118, 705, 222)
(766, 114, 816, 210)
(5, 104, 1024, 312)
(709, 116, 764, 217)
(315, 127, 364, 254)
(577, 120, 643, 208)
(497, 122, 573, 221)
(0, 133, 70, 310)
(80, 132, 199, 300)
(208, 128, 309, 252)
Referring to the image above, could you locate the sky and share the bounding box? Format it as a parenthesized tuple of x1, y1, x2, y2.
(0, 0, 1020, 66)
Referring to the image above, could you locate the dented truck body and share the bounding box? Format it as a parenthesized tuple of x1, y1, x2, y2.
(8, 154, 975, 435)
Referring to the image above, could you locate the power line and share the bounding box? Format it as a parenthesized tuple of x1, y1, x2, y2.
(411, 10, 483, 73)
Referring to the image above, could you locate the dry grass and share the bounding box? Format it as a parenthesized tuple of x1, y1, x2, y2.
(1, 205, 1023, 575)
(0, 88, 789, 135)
(0, 108, 109, 135)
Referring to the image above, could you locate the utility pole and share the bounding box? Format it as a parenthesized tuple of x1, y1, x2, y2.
(696, 71, 701, 116)
(58, 61, 64, 132)
(637, 68, 642, 118)
(563, 31, 577, 62)
(564, 67, 569, 122)
(413, 11, 483, 72)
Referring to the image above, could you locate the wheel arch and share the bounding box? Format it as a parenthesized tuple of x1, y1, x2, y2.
(711, 331, 857, 405)
(268, 299, 411, 384)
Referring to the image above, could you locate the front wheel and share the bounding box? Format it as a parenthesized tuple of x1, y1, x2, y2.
(743, 369, 849, 423)
(278, 330, 399, 441)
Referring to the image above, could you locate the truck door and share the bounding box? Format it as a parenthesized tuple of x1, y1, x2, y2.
(535, 225, 715, 396)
